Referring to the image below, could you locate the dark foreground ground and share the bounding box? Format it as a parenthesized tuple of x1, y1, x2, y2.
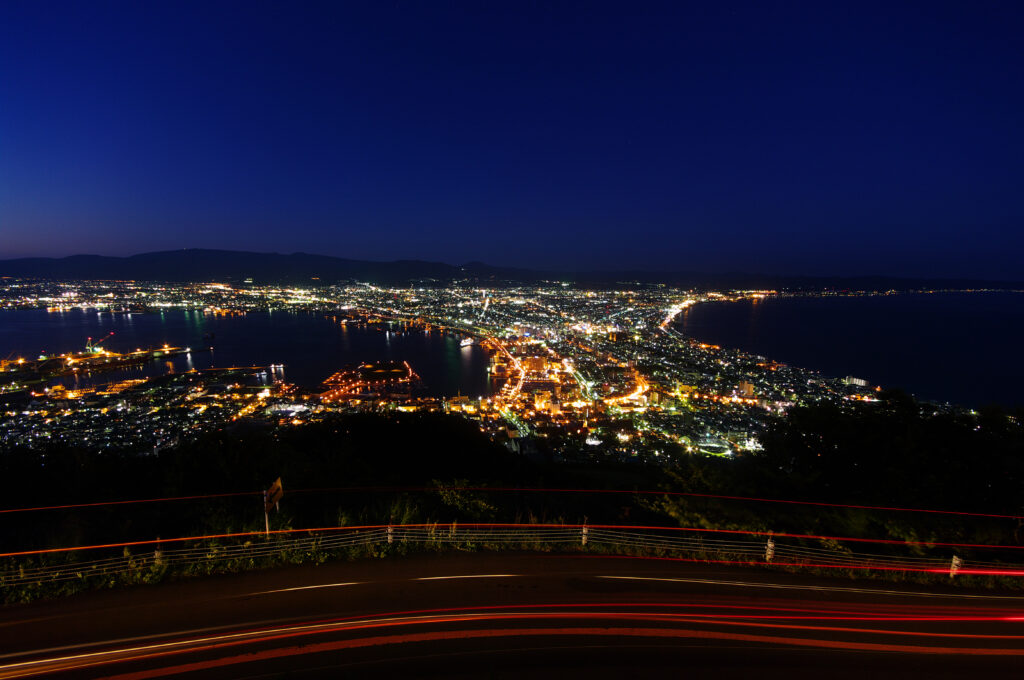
(1, 553, 1022, 678)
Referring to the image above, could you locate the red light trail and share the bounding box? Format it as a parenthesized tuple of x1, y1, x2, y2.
(4, 485, 1020, 521)
(18, 610, 1024, 680)
(0, 491, 258, 515)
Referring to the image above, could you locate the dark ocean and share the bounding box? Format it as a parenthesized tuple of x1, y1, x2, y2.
(676, 291, 1024, 409)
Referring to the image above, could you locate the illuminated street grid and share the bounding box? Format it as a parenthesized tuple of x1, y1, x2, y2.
(1, 279, 967, 461)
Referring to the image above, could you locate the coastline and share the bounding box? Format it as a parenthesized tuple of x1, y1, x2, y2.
(673, 290, 1024, 410)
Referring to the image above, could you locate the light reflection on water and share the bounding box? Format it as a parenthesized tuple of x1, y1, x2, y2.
(0, 309, 491, 397)
(677, 291, 1024, 409)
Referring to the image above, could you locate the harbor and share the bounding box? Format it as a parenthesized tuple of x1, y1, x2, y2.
(1, 334, 207, 395)
(0, 308, 491, 399)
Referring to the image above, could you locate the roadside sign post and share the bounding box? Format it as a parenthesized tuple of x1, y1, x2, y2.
(263, 491, 270, 538)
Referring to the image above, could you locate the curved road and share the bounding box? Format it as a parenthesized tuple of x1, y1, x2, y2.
(2, 553, 1023, 678)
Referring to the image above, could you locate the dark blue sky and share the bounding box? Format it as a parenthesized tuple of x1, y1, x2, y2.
(2, 1, 1022, 278)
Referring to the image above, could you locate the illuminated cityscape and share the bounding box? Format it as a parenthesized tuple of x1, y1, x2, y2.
(3, 278, 979, 460)
(3, 2, 1024, 675)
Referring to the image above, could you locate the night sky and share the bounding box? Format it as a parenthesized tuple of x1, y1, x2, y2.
(2, 1, 1022, 279)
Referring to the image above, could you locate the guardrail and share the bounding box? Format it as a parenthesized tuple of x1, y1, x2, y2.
(3, 523, 1023, 591)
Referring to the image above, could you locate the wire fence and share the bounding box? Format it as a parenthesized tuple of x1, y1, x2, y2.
(2, 523, 1022, 591)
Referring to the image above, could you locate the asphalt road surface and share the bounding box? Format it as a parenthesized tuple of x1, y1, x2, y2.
(1, 552, 1023, 678)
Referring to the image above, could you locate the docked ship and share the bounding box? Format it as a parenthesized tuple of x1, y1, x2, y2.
(0, 333, 203, 386)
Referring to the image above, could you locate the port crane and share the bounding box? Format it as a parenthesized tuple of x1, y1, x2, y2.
(85, 331, 115, 354)
(0, 351, 18, 371)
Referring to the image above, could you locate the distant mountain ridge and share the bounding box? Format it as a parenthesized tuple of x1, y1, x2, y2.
(0, 250, 463, 284)
(0, 249, 1020, 290)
